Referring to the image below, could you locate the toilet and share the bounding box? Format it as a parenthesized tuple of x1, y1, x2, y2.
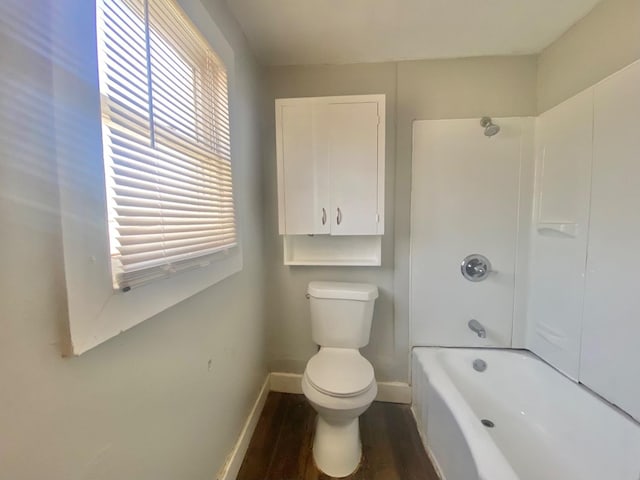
(302, 281, 379, 478)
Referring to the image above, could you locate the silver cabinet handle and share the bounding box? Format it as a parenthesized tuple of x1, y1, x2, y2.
(321, 208, 327, 225)
(336, 207, 342, 225)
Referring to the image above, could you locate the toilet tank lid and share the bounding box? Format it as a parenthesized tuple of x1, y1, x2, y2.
(307, 281, 378, 301)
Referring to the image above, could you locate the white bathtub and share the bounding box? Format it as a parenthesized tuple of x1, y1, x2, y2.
(412, 348, 640, 480)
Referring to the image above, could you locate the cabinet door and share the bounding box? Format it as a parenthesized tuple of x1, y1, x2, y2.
(276, 102, 329, 234)
(326, 101, 381, 235)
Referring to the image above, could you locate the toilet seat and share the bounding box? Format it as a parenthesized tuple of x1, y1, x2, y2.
(305, 348, 375, 398)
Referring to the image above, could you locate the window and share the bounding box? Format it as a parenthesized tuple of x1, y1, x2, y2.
(97, 0, 236, 290)
(53, 1, 240, 354)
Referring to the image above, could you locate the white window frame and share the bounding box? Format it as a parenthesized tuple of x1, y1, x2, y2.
(54, 0, 241, 355)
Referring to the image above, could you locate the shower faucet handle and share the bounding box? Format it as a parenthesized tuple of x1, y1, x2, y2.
(461, 254, 492, 282)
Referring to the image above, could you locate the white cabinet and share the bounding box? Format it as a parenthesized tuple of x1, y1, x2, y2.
(276, 95, 385, 237)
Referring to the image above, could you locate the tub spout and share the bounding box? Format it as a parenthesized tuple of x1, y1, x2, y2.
(468, 319, 486, 338)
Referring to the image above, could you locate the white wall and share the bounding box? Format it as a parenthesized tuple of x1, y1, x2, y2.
(264, 57, 538, 382)
(537, 0, 640, 112)
(0, 1, 268, 479)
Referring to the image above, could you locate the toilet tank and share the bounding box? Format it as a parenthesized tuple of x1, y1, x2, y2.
(307, 281, 379, 348)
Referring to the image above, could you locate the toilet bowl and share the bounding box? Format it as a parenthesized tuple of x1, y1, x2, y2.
(303, 282, 379, 477)
(302, 348, 377, 477)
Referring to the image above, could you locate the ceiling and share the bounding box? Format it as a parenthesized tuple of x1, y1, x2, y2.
(224, 0, 603, 66)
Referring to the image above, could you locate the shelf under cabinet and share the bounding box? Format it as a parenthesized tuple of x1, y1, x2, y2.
(283, 235, 382, 266)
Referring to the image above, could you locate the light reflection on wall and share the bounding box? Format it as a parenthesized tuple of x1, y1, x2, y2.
(1, 0, 57, 231)
(0, 1, 108, 354)
(1, 0, 108, 243)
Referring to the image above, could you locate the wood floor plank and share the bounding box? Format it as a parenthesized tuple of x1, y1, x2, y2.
(384, 404, 440, 480)
(295, 397, 318, 477)
(237, 393, 439, 480)
(360, 402, 400, 480)
(236, 392, 291, 480)
(268, 395, 313, 479)
(302, 405, 322, 480)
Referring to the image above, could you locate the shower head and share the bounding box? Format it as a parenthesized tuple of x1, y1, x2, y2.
(484, 123, 500, 137)
(480, 116, 500, 137)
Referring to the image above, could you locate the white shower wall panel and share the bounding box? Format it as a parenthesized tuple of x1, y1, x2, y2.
(410, 118, 534, 347)
(581, 60, 640, 422)
(527, 90, 593, 379)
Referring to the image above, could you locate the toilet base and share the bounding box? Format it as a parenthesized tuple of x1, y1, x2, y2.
(313, 415, 361, 478)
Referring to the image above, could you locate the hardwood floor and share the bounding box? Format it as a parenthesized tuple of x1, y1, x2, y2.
(237, 392, 440, 480)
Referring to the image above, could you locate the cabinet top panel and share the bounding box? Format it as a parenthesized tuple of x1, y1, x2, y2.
(275, 94, 385, 106)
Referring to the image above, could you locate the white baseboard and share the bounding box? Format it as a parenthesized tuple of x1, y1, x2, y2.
(269, 372, 412, 404)
(375, 381, 412, 404)
(216, 376, 270, 480)
(269, 372, 303, 394)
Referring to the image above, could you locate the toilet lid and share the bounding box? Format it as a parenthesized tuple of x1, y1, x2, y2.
(306, 348, 375, 398)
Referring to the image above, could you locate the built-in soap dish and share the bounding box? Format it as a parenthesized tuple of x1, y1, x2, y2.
(536, 222, 578, 238)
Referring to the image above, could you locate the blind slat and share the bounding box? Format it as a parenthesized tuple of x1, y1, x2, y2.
(118, 231, 236, 255)
(117, 223, 236, 235)
(113, 195, 234, 213)
(155, 128, 231, 163)
(103, 94, 150, 118)
(113, 184, 233, 204)
(111, 162, 233, 194)
(148, 0, 226, 73)
(111, 171, 233, 203)
(115, 215, 236, 226)
(109, 128, 232, 175)
(119, 236, 236, 266)
(97, 0, 235, 290)
(149, 56, 230, 122)
(114, 205, 234, 218)
(118, 227, 236, 245)
(118, 240, 236, 277)
(151, 95, 231, 147)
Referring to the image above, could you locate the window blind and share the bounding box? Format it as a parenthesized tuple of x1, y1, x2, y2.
(96, 0, 236, 290)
